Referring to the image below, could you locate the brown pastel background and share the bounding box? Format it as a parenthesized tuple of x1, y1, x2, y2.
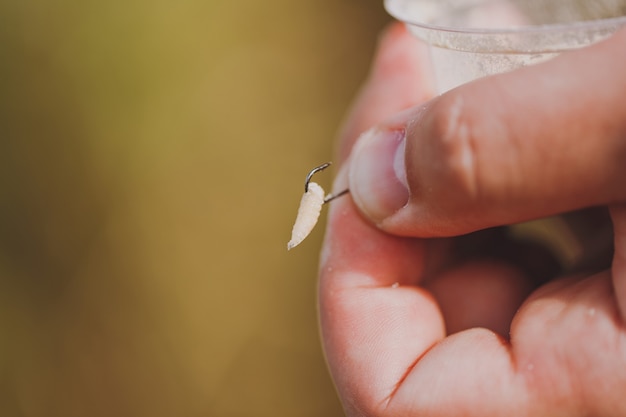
(0, 1, 390, 415)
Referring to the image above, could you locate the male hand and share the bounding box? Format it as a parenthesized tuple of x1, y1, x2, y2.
(319, 23, 626, 417)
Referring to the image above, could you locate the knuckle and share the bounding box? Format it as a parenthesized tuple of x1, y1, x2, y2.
(426, 92, 481, 202)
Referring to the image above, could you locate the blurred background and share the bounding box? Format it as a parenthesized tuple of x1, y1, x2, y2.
(0, 0, 391, 415)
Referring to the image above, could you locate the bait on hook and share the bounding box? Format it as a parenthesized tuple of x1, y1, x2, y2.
(287, 162, 349, 250)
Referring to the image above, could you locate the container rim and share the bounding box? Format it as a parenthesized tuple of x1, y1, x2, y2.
(384, 0, 626, 36)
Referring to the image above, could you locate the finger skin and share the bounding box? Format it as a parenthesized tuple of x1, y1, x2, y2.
(319, 190, 445, 416)
(424, 260, 533, 336)
(510, 271, 626, 417)
(378, 29, 626, 237)
(320, 195, 531, 417)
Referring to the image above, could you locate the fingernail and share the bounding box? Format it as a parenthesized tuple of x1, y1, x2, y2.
(349, 128, 409, 224)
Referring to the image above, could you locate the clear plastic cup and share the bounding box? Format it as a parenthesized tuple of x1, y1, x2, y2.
(385, 0, 626, 270)
(385, 0, 626, 92)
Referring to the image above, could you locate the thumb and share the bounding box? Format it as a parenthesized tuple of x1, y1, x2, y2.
(348, 29, 626, 237)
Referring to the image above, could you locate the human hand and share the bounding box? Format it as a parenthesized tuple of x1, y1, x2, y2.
(319, 23, 626, 416)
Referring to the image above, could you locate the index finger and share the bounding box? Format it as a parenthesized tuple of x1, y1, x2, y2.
(319, 177, 535, 416)
(319, 176, 444, 414)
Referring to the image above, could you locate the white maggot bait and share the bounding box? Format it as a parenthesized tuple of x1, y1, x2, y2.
(287, 162, 348, 251)
(287, 182, 325, 250)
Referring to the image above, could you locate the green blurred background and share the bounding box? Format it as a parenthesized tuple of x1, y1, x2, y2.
(0, 1, 390, 415)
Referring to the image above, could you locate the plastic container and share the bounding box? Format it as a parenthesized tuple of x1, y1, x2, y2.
(385, 0, 626, 271)
(385, 0, 626, 92)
